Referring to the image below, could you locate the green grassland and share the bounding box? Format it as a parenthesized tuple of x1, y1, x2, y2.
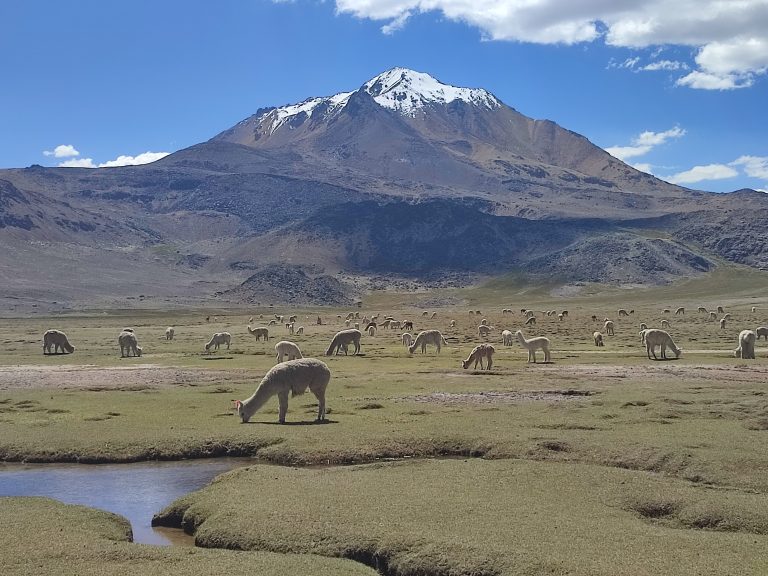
(1, 266, 768, 574)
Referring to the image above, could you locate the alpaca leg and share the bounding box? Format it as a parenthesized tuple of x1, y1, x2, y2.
(277, 390, 289, 424)
(544, 347, 550, 363)
(487, 355, 492, 370)
(312, 386, 326, 421)
(354, 339, 360, 355)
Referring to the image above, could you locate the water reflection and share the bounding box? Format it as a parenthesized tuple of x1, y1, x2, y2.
(0, 459, 250, 545)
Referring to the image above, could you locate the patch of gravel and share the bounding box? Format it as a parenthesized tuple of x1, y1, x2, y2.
(0, 364, 249, 391)
(400, 390, 594, 405)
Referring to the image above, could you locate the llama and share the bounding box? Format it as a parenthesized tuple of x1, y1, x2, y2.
(593, 332, 604, 346)
(408, 330, 447, 354)
(247, 326, 269, 341)
(501, 329, 514, 346)
(675, 307, 685, 315)
(205, 332, 231, 353)
(401, 332, 414, 347)
(461, 344, 495, 370)
(604, 320, 615, 336)
(325, 329, 362, 356)
(235, 358, 330, 424)
(43, 329, 75, 354)
(516, 330, 551, 363)
(165, 327, 175, 341)
(644, 329, 682, 360)
(757, 326, 768, 341)
(734, 330, 757, 359)
(118, 330, 142, 358)
(275, 340, 303, 363)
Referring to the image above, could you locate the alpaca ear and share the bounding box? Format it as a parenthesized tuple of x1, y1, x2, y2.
(234, 400, 241, 409)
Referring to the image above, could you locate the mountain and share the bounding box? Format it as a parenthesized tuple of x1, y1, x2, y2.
(1, 68, 766, 310)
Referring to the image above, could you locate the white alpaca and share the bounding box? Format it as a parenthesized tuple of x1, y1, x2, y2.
(717, 306, 725, 314)
(247, 326, 269, 341)
(644, 329, 682, 360)
(118, 330, 142, 358)
(478, 325, 492, 337)
(235, 358, 330, 424)
(268, 319, 277, 326)
(604, 320, 615, 336)
(516, 330, 551, 363)
(639, 322, 648, 330)
(462, 344, 495, 370)
(720, 318, 727, 329)
(593, 331, 604, 346)
(709, 312, 717, 321)
(675, 307, 685, 315)
(557, 313, 564, 321)
(480, 318, 488, 326)
(639, 329, 648, 344)
(752, 306, 757, 313)
(525, 316, 536, 326)
(165, 327, 175, 341)
(289, 315, 298, 323)
(325, 329, 362, 356)
(501, 329, 514, 346)
(698, 306, 708, 313)
(296, 326, 304, 335)
(43, 329, 75, 354)
(401, 332, 414, 347)
(205, 332, 231, 353)
(287, 323, 295, 334)
(430, 312, 437, 319)
(275, 340, 303, 363)
(367, 325, 376, 337)
(734, 330, 757, 359)
(661, 319, 670, 329)
(450, 320, 456, 328)
(408, 330, 447, 354)
(757, 326, 768, 341)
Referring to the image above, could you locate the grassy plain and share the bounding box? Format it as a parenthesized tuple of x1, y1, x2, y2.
(1, 266, 768, 574)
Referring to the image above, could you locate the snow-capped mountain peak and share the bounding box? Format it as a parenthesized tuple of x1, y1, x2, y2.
(251, 68, 502, 134)
(363, 67, 501, 115)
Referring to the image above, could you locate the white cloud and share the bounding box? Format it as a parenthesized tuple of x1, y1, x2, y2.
(57, 151, 170, 168)
(605, 126, 685, 161)
(43, 144, 80, 158)
(641, 60, 688, 71)
(335, 1, 768, 89)
(631, 163, 654, 174)
(730, 155, 768, 179)
(97, 151, 170, 167)
(58, 158, 96, 168)
(665, 164, 738, 185)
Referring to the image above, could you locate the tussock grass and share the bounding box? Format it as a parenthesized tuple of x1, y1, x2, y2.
(0, 498, 377, 576)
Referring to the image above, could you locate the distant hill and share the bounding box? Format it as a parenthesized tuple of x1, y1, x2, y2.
(1, 68, 766, 310)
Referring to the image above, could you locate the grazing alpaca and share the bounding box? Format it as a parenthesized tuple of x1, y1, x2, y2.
(43, 329, 75, 355)
(661, 319, 670, 329)
(367, 325, 376, 336)
(662, 308, 671, 314)
(525, 316, 536, 326)
(644, 329, 682, 360)
(618, 309, 629, 317)
(639, 322, 648, 330)
(480, 318, 488, 326)
(675, 307, 685, 315)
(165, 327, 175, 341)
(408, 330, 447, 354)
(557, 313, 564, 321)
(403, 321, 414, 331)
(720, 318, 727, 329)
(296, 326, 304, 335)
(698, 306, 707, 313)
(275, 340, 303, 363)
(757, 326, 768, 341)
(325, 329, 362, 356)
(501, 329, 514, 346)
(709, 312, 717, 321)
(235, 358, 330, 424)
(118, 330, 142, 357)
(717, 306, 725, 314)
(430, 312, 437, 319)
(639, 329, 648, 344)
(515, 330, 551, 363)
(752, 306, 757, 313)
(401, 332, 414, 347)
(462, 344, 495, 370)
(205, 332, 231, 353)
(593, 332, 604, 346)
(604, 320, 615, 336)
(561, 310, 569, 318)
(247, 326, 269, 342)
(734, 330, 757, 359)
(478, 325, 492, 338)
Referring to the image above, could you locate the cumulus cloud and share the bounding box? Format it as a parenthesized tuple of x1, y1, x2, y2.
(335, 0, 768, 89)
(730, 155, 768, 180)
(665, 164, 738, 185)
(57, 151, 170, 168)
(631, 163, 654, 174)
(605, 126, 685, 161)
(43, 144, 80, 158)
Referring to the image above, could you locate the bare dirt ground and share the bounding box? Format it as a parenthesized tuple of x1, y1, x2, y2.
(0, 365, 248, 391)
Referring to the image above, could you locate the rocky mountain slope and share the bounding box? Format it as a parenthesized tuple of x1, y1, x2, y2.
(1, 68, 766, 309)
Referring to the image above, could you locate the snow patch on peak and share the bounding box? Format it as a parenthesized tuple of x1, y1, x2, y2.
(258, 91, 353, 134)
(364, 67, 500, 115)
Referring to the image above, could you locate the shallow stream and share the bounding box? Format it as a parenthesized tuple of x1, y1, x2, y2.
(0, 458, 250, 545)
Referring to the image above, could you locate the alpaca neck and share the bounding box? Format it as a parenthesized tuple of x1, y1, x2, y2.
(240, 382, 277, 421)
(516, 333, 528, 346)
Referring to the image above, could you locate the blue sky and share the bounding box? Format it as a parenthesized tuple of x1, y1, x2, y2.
(1, 0, 766, 192)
